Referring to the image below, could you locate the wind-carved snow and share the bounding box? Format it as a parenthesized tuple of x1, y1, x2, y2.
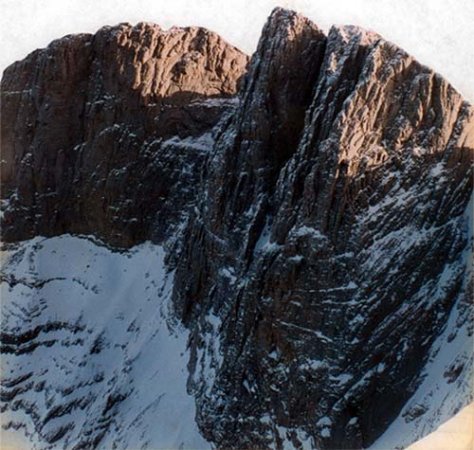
(0, 235, 209, 449)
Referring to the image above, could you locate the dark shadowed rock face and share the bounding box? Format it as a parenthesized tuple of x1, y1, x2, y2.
(1, 22, 248, 247)
(1, 7, 473, 450)
(172, 9, 473, 450)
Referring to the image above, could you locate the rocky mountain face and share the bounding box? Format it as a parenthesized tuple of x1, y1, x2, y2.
(1, 21, 248, 246)
(1, 7, 473, 450)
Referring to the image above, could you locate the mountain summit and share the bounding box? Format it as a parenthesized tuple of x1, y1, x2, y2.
(1, 7, 472, 450)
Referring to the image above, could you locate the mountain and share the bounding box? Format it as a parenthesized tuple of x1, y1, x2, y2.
(1, 21, 248, 246)
(1, 7, 472, 450)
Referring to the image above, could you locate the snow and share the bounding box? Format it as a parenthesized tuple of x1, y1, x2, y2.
(330, 372, 353, 385)
(320, 427, 331, 438)
(318, 281, 358, 293)
(291, 225, 326, 240)
(254, 220, 271, 252)
(190, 97, 240, 108)
(369, 195, 473, 450)
(429, 162, 446, 178)
(277, 320, 332, 343)
(161, 131, 215, 153)
(0, 198, 10, 219)
(303, 359, 326, 371)
(194, 309, 224, 395)
(2, 89, 33, 96)
(254, 220, 281, 254)
(316, 416, 332, 427)
(219, 266, 237, 284)
(332, 25, 380, 46)
(273, 424, 314, 450)
(405, 402, 473, 450)
(369, 225, 473, 449)
(0, 235, 209, 449)
(1, 189, 471, 450)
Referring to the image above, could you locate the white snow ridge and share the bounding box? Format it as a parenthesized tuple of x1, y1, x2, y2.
(0, 235, 209, 449)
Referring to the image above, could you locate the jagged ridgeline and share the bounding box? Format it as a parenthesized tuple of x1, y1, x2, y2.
(1, 7, 473, 450)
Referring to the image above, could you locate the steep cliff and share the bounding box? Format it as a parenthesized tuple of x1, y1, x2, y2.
(1, 22, 248, 246)
(1, 7, 473, 450)
(172, 9, 473, 449)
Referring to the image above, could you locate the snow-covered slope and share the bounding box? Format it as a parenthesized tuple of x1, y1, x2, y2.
(1, 235, 472, 450)
(0, 235, 209, 449)
(405, 402, 473, 450)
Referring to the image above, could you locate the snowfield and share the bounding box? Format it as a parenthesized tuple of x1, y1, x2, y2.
(1, 235, 209, 449)
(1, 233, 472, 449)
(405, 402, 473, 450)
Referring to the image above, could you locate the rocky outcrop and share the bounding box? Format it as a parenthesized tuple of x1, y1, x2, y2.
(1, 22, 248, 246)
(1, 7, 473, 450)
(173, 9, 473, 450)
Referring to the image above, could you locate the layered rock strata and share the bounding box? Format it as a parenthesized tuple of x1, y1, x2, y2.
(1, 22, 248, 246)
(1, 7, 473, 450)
